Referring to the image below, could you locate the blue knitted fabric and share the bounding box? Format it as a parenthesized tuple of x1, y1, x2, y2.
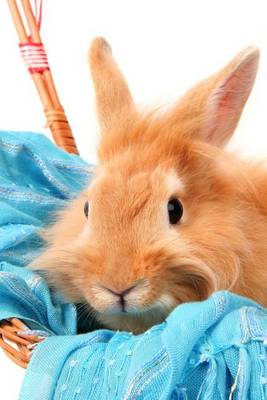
(1, 131, 267, 399)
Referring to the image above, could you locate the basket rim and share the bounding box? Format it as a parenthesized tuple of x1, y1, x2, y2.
(0, 318, 43, 368)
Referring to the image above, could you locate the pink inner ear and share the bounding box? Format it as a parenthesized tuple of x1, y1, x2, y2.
(203, 54, 259, 148)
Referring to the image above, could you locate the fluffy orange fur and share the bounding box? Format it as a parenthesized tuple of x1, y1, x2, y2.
(31, 39, 266, 334)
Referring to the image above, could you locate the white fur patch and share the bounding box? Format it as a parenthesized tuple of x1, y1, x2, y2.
(165, 170, 184, 195)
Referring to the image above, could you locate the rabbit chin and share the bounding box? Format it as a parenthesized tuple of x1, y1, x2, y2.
(93, 294, 176, 334)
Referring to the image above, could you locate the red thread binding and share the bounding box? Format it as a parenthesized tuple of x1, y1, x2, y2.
(19, 42, 49, 74)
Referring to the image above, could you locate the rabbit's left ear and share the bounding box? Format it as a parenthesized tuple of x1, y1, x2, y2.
(89, 37, 136, 134)
(168, 46, 260, 147)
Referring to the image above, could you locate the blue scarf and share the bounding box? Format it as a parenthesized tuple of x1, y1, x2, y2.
(0, 131, 267, 399)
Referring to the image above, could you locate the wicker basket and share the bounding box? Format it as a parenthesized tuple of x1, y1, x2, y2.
(0, 0, 79, 368)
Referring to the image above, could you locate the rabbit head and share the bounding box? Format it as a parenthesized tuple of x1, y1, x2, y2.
(32, 39, 265, 333)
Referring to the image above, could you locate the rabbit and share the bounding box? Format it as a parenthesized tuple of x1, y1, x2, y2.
(31, 38, 267, 334)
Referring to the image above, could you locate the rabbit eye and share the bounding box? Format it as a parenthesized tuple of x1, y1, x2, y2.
(168, 198, 183, 224)
(84, 201, 89, 218)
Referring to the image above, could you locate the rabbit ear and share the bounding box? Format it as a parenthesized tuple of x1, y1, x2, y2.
(168, 46, 260, 147)
(89, 37, 136, 133)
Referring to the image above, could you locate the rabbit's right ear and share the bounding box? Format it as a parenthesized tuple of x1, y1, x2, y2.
(166, 46, 260, 147)
(89, 38, 136, 134)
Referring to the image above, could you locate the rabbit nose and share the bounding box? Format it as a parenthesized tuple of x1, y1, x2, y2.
(104, 284, 137, 311)
(106, 284, 136, 297)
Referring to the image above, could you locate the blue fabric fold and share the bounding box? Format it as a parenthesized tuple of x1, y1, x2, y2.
(1, 131, 267, 399)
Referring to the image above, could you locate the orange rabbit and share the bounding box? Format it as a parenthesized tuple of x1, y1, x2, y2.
(31, 38, 267, 334)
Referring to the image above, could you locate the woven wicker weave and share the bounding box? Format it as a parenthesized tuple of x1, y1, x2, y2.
(0, 0, 79, 368)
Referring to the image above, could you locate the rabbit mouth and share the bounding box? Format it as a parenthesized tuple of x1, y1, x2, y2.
(76, 295, 173, 334)
(101, 293, 175, 317)
(77, 288, 178, 333)
(96, 297, 175, 333)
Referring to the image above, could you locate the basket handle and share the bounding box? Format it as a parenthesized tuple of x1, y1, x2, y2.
(7, 0, 79, 154)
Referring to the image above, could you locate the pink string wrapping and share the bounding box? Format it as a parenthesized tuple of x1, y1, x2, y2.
(19, 42, 50, 73)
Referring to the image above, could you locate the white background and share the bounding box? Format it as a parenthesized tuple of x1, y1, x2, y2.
(0, 1, 267, 398)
